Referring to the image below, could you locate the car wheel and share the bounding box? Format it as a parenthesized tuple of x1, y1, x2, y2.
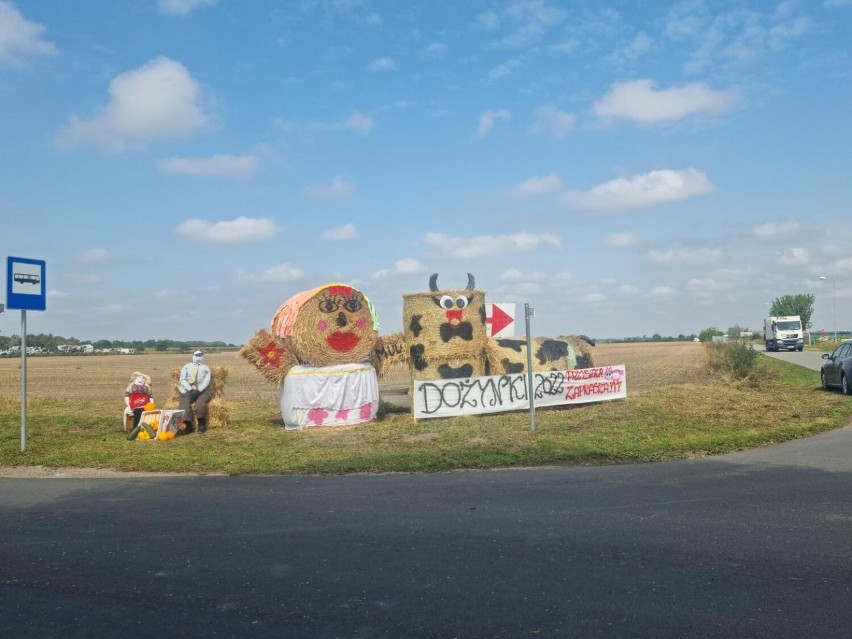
(842, 373, 851, 396)
(822, 371, 830, 390)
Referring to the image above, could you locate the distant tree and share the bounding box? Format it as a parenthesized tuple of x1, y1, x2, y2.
(93, 340, 112, 350)
(727, 325, 747, 338)
(769, 294, 815, 330)
(698, 327, 724, 342)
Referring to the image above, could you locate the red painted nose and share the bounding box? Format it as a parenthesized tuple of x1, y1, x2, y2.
(446, 309, 462, 326)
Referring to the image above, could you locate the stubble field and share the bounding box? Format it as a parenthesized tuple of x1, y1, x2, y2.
(0, 341, 711, 404)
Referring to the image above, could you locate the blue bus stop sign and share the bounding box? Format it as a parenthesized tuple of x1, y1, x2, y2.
(7, 256, 46, 311)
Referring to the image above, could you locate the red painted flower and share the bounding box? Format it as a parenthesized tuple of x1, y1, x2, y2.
(258, 341, 285, 368)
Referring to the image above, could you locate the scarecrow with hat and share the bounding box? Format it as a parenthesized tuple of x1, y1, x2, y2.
(178, 349, 212, 433)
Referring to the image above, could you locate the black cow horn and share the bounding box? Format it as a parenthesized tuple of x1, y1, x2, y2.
(429, 273, 439, 292)
(466, 273, 475, 290)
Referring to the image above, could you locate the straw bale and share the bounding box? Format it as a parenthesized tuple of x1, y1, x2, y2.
(486, 336, 596, 375)
(286, 286, 377, 366)
(402, 288, 488, 383)
(164, 365, 230, 428)
(372, 331, 407, 378)
(239, 329, 298, 386)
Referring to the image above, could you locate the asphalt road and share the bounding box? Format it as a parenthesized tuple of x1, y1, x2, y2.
(759, 345, 828, 372)
(2, 424, 851, 638)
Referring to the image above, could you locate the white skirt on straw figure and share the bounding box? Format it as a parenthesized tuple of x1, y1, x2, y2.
(280, 362, 379, 430)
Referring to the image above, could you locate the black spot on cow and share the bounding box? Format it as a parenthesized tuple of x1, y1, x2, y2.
(410, 344, 427, 371)
(501, 358, 524, 374)
(409, 314, 423, 338)
(535, 339, 569, 365)
(437, 363, 474, 379)
(575, 353, 593, 369)
(440, 322, 473, 342)
(496, 339, 525, 353)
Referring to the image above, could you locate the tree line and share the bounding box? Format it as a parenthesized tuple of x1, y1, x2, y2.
(0, 334, 238, 352)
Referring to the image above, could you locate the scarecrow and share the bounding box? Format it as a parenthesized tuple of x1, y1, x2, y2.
(240, 283, 382, 429)
(124, 371, 158, 440)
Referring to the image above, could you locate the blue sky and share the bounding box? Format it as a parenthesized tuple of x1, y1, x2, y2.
(1, 0, 850, 345)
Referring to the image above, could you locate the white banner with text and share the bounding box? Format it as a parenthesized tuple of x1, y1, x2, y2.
(413, 365, 627, 419)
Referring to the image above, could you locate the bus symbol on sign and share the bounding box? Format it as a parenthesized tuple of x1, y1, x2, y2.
(13, 272, 40, 285)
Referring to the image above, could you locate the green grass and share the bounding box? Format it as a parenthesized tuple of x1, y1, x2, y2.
(2, 357, 850, 475)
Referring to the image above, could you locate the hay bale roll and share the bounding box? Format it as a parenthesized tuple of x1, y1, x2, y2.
(241, 283, 379, 386)
(485, 335, 595, 375)
(403, 273, 488, 382)
(164, 365, 231, 428)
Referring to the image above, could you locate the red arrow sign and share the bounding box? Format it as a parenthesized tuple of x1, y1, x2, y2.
(486, 303, 515, 337)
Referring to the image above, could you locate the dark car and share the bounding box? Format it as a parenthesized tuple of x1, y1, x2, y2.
(820, 342, 852, 395)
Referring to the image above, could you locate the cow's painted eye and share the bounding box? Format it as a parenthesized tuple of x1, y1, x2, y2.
(455, 296, 469, 309)
(439, 295, 454, 309)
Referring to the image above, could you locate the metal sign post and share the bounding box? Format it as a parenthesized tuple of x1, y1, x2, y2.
(7, 256, 47, 452)
(21, 311, 27, 451)
(525, 303, 535, 432)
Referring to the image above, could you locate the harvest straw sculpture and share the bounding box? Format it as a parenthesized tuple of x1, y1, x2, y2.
(164, 365, 231, 428)
(240, 283, 380, 384)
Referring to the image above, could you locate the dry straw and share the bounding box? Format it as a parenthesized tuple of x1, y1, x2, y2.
(164, 365, 231, 428)
(402, 287, 488, 382)
(485, 335, 596, 375)
(242, 283, 379, 384)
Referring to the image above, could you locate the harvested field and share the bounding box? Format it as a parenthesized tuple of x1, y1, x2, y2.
(0, 341, 710, 403)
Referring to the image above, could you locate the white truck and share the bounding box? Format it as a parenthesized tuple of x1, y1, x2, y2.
(764, 315, 804, 352)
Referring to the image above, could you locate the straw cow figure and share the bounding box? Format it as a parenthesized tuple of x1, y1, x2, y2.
(399, 273, 595, 386)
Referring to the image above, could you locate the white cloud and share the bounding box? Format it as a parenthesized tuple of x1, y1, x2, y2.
(688, 278, 727, 291)
(424, 231, 561, 259)
(584, 293, 606, 304)
(778, 247, 810, 265)
(176, 216, 280, 244)
(0, 1, 56, 67)
(158, 154, 259, 179)
(239, 263, 304, 282)
(751, 220, 801, 239)
(78, 248, 109, 263)
(303, 175, 355, 199)
(498, 0, 566, 48)
(157, 0, 219, 16)
(487, 58, 522, 80)
(510, 172, 563, 196)
(650, 286, 675, 298)
(476, 109, 511, 137)
(500, 268, 545, 282)
(426, 42, 447, 55)
(605, 32, 653, 68)
(593, 79, 737, 125)
(531, 105, 576, 139)
(47, 290, 69, 298)
(568, 168, 716, 211)
(619, 284, 640, 295)
(605, 233, 638, 247)
(323, 223, 359, 240)
(368, 57, 396, 72)
(56, 57, 209, 151)
(647, 247, 723, 264)
(276, 110, 373, 136)
(372, 258, 426, 279)
(476, 10, 500, 30)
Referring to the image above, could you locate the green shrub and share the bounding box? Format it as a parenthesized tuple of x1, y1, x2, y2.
(704, 341, 760, 380)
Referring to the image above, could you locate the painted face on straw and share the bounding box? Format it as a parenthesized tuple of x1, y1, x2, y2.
(314, 286, 371, 353)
